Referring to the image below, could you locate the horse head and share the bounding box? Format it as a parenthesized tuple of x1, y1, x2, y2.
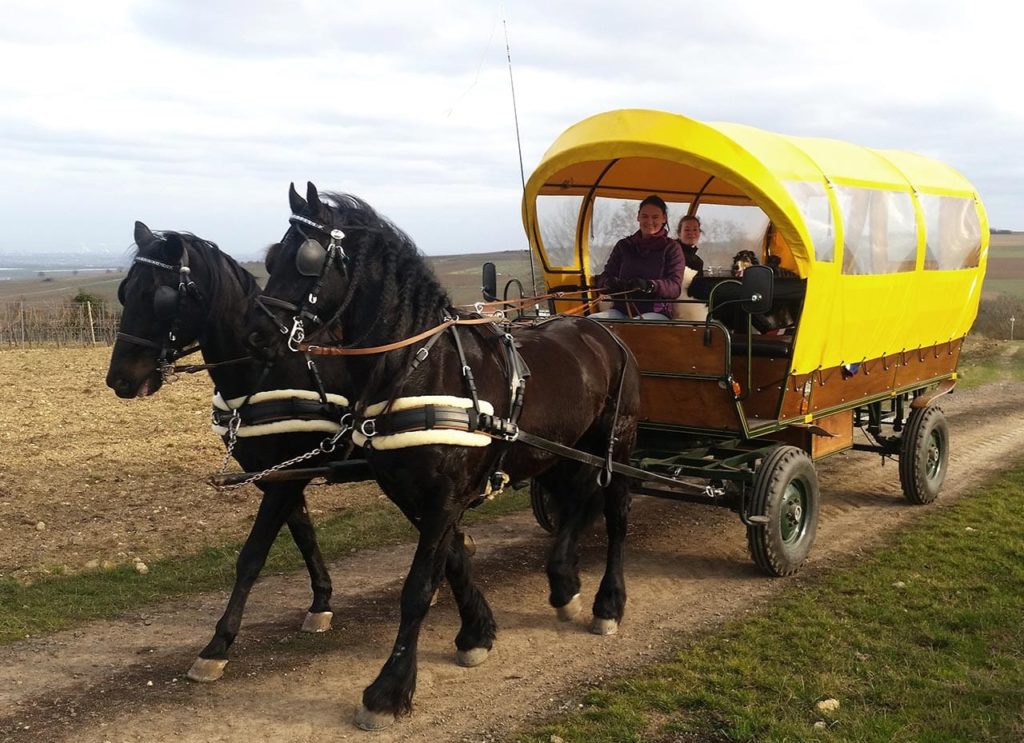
(106, 222, 220, 398)
(250, 182, 441, 369)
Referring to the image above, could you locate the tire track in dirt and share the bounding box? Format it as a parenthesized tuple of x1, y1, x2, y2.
(2, 382, 1024, 742)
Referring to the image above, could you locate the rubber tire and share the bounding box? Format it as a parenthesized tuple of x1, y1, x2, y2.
(899, 405, 949, 505)
(530, 479, 557, 534)
(746, 446, 820, 577)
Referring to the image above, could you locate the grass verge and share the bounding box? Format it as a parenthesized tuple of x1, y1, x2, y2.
(522, 464, 1024, 743)
(0, 486, 529, 644)
(956, 337, 1024, 389)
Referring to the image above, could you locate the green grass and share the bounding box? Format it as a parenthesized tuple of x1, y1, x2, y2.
(0, 487, 529, 644)
(520, 465, 1024, 743)
(956, 338, 1024, 390)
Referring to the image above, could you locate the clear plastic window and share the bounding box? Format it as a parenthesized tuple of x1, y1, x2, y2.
(536, 195, 583, 269)
(687, 204, 770, 276)
(783, 180, 834, 262)
(919, 194, 982, 270)
(589, 197, 690, 277)
(835, 186, 918, 274)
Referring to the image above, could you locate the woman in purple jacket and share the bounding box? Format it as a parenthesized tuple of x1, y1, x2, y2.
(592, 194, 686, 320)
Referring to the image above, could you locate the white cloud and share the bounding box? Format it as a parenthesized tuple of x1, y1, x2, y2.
(0, 0, 1020, 261)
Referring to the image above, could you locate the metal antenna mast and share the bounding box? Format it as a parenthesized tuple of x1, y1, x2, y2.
(503, 18, 538, 296)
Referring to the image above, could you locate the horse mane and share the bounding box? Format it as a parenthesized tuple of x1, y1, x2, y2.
(133, 231, 261, 308)
(317, 193, 453, 404)
(320, 192, 451, 343)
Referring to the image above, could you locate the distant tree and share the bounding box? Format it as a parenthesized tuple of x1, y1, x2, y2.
(71, 289, 105, 309)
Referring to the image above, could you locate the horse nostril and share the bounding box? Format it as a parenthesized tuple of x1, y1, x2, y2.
(247, 330, 264, 350)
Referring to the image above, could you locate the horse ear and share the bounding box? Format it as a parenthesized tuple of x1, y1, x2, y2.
(134, 220, 155, 246)
(288, 182, 306, 214)
(305, 182, 320, 212)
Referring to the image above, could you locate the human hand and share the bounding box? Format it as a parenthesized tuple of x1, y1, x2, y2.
(625, 278, 654, 294)
(603, 277, 625, 292)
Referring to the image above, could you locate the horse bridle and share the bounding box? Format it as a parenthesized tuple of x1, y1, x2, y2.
(256, 214, 348, 352)
(116, 245, 203, 375)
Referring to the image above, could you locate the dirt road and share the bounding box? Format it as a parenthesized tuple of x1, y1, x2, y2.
(3, 380, 1024, 743)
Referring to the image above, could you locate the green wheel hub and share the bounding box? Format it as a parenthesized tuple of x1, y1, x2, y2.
(779, 481, 808, 544)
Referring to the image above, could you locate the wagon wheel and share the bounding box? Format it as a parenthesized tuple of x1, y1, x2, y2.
(746, 445, 820, 577)
(530, 479, 557, 534)
(899, 405, 948, 505)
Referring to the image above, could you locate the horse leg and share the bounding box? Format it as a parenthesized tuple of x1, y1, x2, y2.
(591, 474, 631, 635)
(355, 510, 455, 730)
(446, 526, 496, 667)
(546, 481, 601, 622)
(285, 493, 334, 633)
(187, 486, 297, 682)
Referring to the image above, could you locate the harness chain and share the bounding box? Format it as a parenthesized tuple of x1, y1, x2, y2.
(215, 414, 353, 490)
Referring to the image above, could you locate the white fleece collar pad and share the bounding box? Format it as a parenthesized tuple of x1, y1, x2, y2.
(210, 389, 350, 438)
(353, 396, 495, 450)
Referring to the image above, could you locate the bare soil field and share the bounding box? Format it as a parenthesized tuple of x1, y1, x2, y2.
(0, 346, 381, 583)
(1, 343, 1024, 741)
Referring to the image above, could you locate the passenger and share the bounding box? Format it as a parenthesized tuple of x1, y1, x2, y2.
(676, 215, 705, 276)
(592, 195, 685, 320)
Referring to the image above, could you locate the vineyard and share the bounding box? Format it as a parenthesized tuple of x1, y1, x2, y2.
(0, 300, 120, 346)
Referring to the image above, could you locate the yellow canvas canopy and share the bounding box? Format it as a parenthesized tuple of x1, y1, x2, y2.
(522, 109, 988, 375)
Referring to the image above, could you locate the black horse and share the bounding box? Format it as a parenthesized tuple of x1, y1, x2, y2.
(106, 221, 354, 683)
(250, 183, 641, 730)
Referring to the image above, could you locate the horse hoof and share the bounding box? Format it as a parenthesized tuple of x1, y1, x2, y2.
(556, 594, 582, 621)
(301, 611, 333, 633)
(456, 647, 490, 667)
(187, 657, 228, 682)
(463, 532, 477, 556)
(354, 704, 396, 731)
(591, 617, 619, 636)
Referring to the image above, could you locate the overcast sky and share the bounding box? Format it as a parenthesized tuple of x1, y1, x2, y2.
(2, 0, 1021, 259)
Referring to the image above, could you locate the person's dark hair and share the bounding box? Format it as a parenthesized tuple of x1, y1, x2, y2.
(638, 194, 668, 217)
(676, 214, 702, 234)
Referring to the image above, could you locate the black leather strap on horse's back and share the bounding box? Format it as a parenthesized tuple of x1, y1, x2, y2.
(469, 327, 532, 507)
(303, 351, 330, 405)
(585, 316, 635, 486)
(213, 396, 348, 428)
(448, 321, 481, 416)
(371, 404, 478, 436)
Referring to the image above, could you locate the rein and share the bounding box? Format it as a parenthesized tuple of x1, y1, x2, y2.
(298, 315, 498, 357)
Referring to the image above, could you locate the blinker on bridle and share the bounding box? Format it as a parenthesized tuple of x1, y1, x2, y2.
(290, 215, 348, 278)
(256, 214, 347, 352)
